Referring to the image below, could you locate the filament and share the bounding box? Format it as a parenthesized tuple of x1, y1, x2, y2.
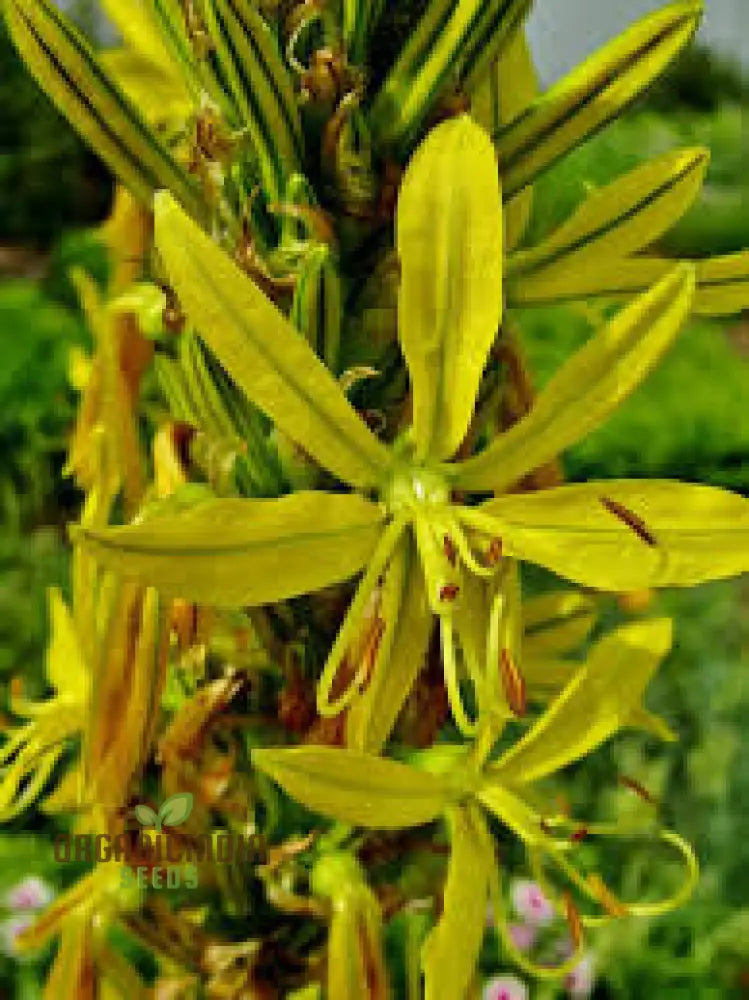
(440, 616, 478, 737)
(487, 855, 585, 980)
(446, 513, 496, 578)
(528, 820, 699, 927)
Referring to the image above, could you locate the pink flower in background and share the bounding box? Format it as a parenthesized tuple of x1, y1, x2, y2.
(511, 880, 555, 926)
(4, 876, 53, 912)
(565, 954, 596, 998)
(0, 915, 34, 958)
(483, 975, 529, 1000)
(508, 922, 537, 952)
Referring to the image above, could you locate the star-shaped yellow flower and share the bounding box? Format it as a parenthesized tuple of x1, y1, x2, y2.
(252, 618, 697, 998)
(76, 115, 749, 749)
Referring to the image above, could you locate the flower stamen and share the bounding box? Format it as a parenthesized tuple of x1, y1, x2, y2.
(587, 874, 629, 918)
(485, 537, 503, 567)
(499, 649, 527, 718)
(563, 892, 584, 949)
(443, 534, 457, 567)
(618, 774, 659, 807)
(440, 617, 478, 737)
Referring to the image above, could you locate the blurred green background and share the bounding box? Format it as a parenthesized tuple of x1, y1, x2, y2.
(0, 3, 748, 997)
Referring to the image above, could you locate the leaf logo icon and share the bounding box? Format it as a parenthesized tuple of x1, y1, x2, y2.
(134, 804, 158, 828)
(158, 792, 193, 829)
(134, 793, 194, 831)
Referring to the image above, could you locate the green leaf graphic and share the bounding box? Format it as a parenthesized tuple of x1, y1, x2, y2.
(158, 792, 194, 828)
(134, 804, 158, 828)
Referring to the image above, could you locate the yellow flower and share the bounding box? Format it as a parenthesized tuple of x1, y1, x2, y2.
(253, 618, 697, 997)
(76, 116, 749, 751)
(0, 589, 87, 820)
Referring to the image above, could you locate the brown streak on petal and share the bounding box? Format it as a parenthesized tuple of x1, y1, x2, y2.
(599, 496, 657, 547)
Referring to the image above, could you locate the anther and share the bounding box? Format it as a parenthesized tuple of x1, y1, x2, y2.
(443, 534, 457, 567)
(499, 649, 526, 717)
(358, 616, 386, 694)
(570, 827, 589, 843)
(587, 874, 629, 918)
(564, 892, 584, 949)
(162, 288, 185, 335)
(439, 584, 459, 602)
(600, 496, 657, 547)
(485, 537, 503, 567)
(618, 775, 659, 807)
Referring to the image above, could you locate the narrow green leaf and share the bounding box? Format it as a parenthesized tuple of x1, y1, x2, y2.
(397, 115, 503, 462)
(458, 0, 533, 94)
(73, 492, 386, 608)
(101, 0, 176, 68)
(344, 0, 386, 65)
(154, 194, 393, 488)
(506, 252, 749, 317)
(100, 49, 192, 124)
(490, 619, 672, 784)
(370, 0, 526, 153)
(454, 265, 695, 493)
(252, 747, 459, 828)
(469, 26, 538, 251)
(5, 0, 201, 215)
(99, 0, 193, 119)
(481, 479, 749, 591)
(421, 805, 492, 1000)
(692, 252, 749, 316)
(291, 244, 343, 373)
(506, 147, 709, 275)
(495, 1, 704, 197)
(143, 0, 203, 95)
(203, 0, 302, 202)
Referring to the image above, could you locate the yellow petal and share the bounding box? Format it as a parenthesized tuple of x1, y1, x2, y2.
(476, 782, 547, 846)
(422, 805, 492, 1000)
(155, 194, 392, 488)
(484, 480, 749, 590)
(454, 265, 695, 493)
(346, 535, 434, 753)
(397, 115, 503, 461)
(45, 588, 89, 704)
(490, 618, 672, 784)
(252, 747, 459, 829)
(74, 492, 386, 609)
